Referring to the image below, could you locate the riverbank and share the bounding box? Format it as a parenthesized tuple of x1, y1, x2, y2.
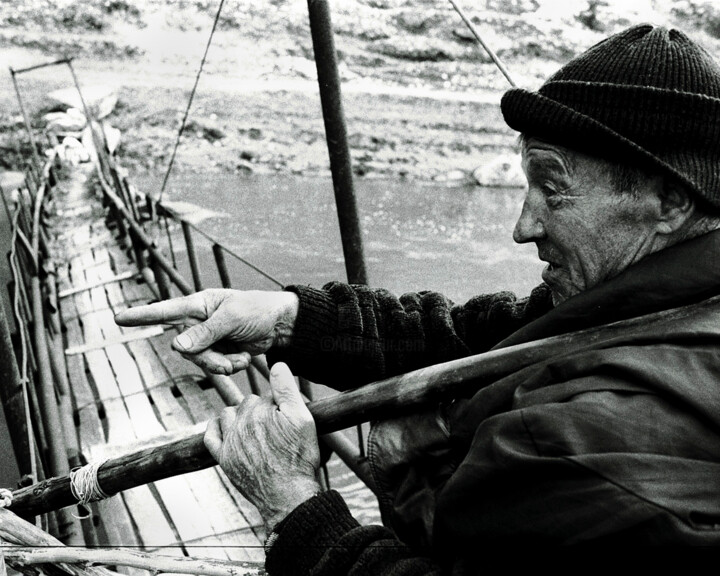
(1, 0, 718, 184)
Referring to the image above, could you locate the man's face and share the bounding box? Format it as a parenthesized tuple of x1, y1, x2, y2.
(514, 138, 660, 306)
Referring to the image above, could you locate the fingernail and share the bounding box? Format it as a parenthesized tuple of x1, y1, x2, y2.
(175, 333, 192, 351)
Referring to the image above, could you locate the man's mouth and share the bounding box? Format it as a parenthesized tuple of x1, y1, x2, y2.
(540, 257, 561, 283)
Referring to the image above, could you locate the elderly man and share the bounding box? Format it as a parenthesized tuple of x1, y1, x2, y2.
(116, 24, 720, 570)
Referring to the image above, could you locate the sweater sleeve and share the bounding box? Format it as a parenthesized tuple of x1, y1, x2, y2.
(265, 490, 441, 576)
(267, 282, 552, 388)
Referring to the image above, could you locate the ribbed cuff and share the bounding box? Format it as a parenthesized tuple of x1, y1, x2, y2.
(266, 284, 338, 370)
(265, 490, 360, 576)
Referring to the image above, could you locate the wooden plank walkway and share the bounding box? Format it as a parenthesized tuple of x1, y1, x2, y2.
(49, 168, 266, 564)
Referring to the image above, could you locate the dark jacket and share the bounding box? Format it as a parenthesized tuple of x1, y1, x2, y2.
(266, 230, 720, 574)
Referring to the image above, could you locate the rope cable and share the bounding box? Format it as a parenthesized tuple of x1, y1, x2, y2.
(180, 219, 285, 288)
(446, 0, 516, 87)
(157, 0, 227, 204)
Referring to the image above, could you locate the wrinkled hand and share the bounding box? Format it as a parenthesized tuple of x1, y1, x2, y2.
(204, 362, 321, 531)
(114, 289, 298, 374)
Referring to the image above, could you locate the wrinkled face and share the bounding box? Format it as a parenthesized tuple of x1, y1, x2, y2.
(514, 138, 661, 306)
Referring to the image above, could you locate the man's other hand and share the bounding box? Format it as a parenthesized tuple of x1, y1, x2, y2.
(114, 289, 299, 374)
(204, 362, 322, 531)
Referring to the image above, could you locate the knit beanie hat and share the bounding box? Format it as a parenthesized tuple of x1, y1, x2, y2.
(501, 24, 720, 209)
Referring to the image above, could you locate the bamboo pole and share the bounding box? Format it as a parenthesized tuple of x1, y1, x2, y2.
(2, 547, 262, 576)
(0, 508, 118, 576)
(9, 292, 719, 517)
(212, 244, 231, 289)
(0, 290, 31, 478)
(181, 221, 203, 292)
(307, 0, 368, 286)
(27, 182, 84, 546)
(9, 69, 43, 177)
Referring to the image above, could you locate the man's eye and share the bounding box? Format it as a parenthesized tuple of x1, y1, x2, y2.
(541, 185, 565, 208)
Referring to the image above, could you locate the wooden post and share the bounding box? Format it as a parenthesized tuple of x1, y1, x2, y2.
(9, 69, 43, 178)
(149, 252, 172, 300)
(307, 0, 368, 286)
(306, 0, 371, 457)
(127, 228, 146, 270)
(182, 222, 203, 292)
(212, 244, 231, 289)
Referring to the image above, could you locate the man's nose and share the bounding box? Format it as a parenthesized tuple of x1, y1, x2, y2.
(513, 194, 545, 244)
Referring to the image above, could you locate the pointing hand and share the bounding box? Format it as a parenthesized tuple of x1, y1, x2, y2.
(114, 289, 298, 374)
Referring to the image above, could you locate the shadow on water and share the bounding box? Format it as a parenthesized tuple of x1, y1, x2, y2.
(137, 172, 544, 526)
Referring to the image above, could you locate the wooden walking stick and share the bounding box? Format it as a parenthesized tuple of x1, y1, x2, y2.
(8, 293, 720, 517)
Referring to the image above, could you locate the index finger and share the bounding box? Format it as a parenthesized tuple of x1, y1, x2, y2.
(114, 294, 206, 326)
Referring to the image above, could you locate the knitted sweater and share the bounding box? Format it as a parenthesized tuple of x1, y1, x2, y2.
(268, 283, 553, 388)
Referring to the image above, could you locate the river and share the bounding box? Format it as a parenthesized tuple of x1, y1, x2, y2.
(139, 173, 542, 302)
(136, 172, 543, 526)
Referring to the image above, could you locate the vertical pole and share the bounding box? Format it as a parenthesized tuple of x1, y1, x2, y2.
(149, 252, 172, 301)
(307, 0, 371, 459)
(162, 215, 178, 269)
(212, 244, 232, 289)
(9, 69, 43, 178)
(307, 0, 368, 286)
(182, 222, 204, 292)
(128, 228, 146, 270)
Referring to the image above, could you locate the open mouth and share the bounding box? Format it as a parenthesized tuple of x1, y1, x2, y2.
(541, 259, 561, 283)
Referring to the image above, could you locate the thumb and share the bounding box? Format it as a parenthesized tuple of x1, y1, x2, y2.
(204, 417, 223, 462)
(269, 362, 305, 414)
(173, 317, 222, 353)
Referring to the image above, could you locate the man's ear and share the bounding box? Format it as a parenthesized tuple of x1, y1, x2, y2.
(655, 178, 695, 235)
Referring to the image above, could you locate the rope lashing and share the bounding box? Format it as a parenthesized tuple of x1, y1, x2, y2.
(69, 460, 110, 506)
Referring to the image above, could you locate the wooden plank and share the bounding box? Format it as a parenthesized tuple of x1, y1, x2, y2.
(64, 233, 178, 553)
(65, 326, 165, 356)
(125, 320, 265, 560)
(82, 250, 233, 560)
(150, 384, 263, 562)
(173, 379, 265, 561)
(59, 230, 146, 570)
(59, 269, 137, 299)
(112, 267, 267, 558)
(76, 218, 266, 559)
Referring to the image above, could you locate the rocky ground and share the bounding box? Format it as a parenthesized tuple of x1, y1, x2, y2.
(0, 0, 718, 184)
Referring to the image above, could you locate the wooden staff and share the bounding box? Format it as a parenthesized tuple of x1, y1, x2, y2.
(8, 293, 720, 517)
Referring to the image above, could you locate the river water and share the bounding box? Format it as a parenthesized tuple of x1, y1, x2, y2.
(137, 172, 544, 526)
(140, 173, 543, 302)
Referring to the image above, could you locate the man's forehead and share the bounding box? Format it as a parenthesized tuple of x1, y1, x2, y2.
(521, 138, 577, 175)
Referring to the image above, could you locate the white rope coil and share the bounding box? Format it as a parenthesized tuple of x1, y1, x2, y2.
(70, 460, 110, 506)
(0, 488, 13, 508)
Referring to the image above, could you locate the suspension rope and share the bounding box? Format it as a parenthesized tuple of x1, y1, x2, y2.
(157, 0, 227, 204)
(446, 0, 516, 87)
(182, 220, 285, 288)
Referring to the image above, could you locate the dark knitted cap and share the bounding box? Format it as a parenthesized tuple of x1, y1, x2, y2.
(501, 24, 720, 208)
